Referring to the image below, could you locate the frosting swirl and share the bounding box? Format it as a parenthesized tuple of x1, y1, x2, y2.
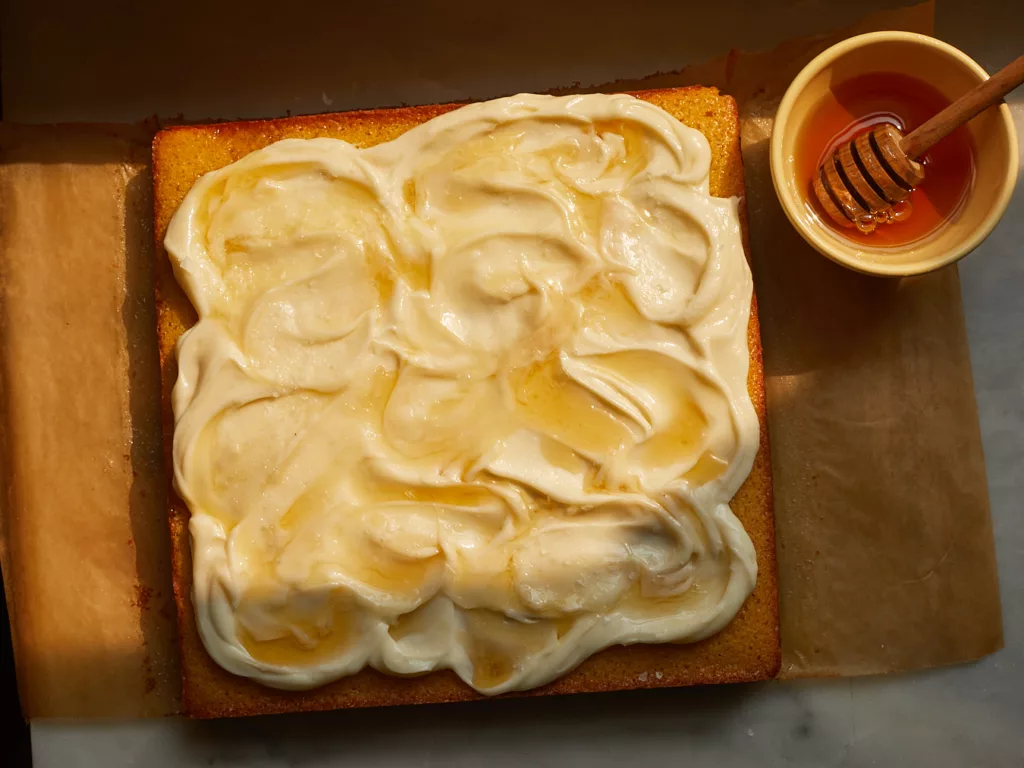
(166, 93, 759, 694)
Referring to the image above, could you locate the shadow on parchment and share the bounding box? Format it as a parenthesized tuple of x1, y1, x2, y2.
(122, 160, 181, 705)
(0, 124, 156, 165)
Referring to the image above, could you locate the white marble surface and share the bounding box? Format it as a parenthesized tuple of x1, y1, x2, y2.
(14, 1, 1024, 765)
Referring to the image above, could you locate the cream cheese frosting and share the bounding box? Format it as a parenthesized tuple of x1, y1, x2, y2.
(165, 93, 759, 694)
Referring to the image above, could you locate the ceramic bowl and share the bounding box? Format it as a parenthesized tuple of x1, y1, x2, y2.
(771, 31, 1018, 276)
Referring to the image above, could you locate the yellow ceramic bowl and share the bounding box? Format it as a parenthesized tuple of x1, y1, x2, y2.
(771, 31, 1019, 276)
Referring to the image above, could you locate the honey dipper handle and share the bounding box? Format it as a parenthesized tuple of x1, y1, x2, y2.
(900, 54, 1024, 160)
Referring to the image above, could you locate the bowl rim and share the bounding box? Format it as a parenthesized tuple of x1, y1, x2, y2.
(770, 30, 1019, 277)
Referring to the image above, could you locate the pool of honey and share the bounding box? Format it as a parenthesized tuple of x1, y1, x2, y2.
(797, 72, 976, 247)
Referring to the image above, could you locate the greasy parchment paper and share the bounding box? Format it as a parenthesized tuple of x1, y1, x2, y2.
(0, 0, 1003, 718)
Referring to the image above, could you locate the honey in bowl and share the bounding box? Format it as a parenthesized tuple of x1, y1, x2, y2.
(797, 72, 976, 247)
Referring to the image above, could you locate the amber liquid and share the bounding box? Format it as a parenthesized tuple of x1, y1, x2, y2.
(797, 72, 976, 247)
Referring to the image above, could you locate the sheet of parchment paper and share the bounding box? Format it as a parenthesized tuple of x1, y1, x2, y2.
(0, 0, 1002, 718)
(0, 126, 180, 717)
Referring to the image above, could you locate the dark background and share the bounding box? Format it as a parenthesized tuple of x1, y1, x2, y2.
(1, 22, 33, 764)
(3, 581, 32, 766)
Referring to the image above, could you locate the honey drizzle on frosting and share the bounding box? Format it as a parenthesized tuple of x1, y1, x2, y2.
(166, 94, 758, 694)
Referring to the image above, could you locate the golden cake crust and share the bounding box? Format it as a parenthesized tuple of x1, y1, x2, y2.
(152, 86, 779, 718)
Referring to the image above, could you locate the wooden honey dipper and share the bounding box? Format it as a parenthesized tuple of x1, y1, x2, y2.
(814, 54, 1024, 233)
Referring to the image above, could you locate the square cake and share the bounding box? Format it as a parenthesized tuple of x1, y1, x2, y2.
(152, 87, 779, 718)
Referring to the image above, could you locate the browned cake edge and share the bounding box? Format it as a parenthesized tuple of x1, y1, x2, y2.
(151, 86, 780, 719)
